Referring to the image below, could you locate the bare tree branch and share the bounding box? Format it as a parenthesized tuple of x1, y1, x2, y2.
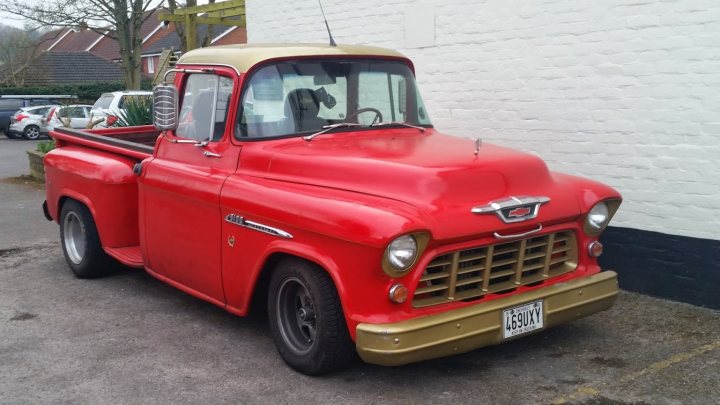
(0, 0, 158, 89)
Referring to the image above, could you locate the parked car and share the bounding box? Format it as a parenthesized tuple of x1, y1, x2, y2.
(0, 95, 76, 138)
(90, 91, 152, 127)
(7, 105, 58, 140)
(43, 105, 94, 132)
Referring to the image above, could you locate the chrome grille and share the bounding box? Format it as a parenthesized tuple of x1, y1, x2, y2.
(413, 231, 578, 308)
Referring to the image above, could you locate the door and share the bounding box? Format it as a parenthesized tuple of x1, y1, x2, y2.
(139, 72, 239, 303)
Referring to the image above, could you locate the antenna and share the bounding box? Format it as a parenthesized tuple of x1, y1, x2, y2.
(318, 0, 337, 46)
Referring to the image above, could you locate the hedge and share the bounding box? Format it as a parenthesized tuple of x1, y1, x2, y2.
(0, 79, 153, 103)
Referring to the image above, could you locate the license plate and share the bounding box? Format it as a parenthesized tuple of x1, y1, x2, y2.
(502, 300, 544, 339)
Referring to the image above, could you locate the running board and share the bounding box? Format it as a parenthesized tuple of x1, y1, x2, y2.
(105, 246, 144, 268)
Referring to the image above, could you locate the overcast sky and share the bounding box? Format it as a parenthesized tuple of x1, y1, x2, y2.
(1, 11, 27, 28)
(0, 0, 213, 30)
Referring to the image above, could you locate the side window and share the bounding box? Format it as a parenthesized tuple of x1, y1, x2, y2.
(176, 74, 233, 142)
(70, 107, 85, 118)
(93, 94, 114, 110)
(0, 99, 23, 109)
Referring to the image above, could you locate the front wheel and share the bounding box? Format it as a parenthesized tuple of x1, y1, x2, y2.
(23, 125, 40, 140)
(268, 258, 356, 375)
(59, 200, 111, 278)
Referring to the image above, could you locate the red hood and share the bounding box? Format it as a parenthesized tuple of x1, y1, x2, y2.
(242, 129, 611, 240)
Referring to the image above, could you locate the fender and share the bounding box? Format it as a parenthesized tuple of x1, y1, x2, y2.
(44, 146, 141, 248)
(552, 172, 623, 210)
(225, 239, 342, 316)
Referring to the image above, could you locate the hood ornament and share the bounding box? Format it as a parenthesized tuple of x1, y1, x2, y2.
(472, 196, 550, 223)
(474, 138, 481, 155)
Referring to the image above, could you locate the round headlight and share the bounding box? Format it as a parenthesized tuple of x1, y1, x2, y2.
(386, 235, 418, 271)
(587, 202, 609, 232)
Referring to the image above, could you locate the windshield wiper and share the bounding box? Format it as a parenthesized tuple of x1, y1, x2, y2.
(303, 123, 362, 141)
(370, 122, 426, 132)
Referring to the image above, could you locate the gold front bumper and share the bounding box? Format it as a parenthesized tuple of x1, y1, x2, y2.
(356, 271, 619, 366)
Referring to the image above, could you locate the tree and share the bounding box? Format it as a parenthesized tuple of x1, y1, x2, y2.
(0, 0, 157, 89)
(0, 27, 42, 87)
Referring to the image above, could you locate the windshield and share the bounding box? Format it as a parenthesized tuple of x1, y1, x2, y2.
(237, 59, 432, 139)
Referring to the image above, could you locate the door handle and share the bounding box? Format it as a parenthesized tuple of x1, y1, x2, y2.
(203, 151, 221, 158)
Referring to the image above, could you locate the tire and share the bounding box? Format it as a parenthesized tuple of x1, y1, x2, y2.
(23, 125, 40, 140)
(59, 200, 111, 278)
(4, 129, 21, 139)
(268, 258, 356, 375)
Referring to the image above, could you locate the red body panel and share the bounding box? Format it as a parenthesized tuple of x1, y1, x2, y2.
(43, 56, 621, 343)
(45, 146, 140, 248)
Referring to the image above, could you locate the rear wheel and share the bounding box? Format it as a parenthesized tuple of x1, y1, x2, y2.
(268, 258, 356, 375)
(59, 200, 111, 278)
(23, 125, 40, 140)
(4, 128, 21, 139)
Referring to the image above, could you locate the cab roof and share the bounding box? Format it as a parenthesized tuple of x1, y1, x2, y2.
(176, 43, 410, 74)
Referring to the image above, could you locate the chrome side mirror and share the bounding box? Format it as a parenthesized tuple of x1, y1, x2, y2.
(153, 84, 179, 130)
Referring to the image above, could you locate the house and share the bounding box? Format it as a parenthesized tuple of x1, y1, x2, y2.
(33, 9, 247, 78)
(141, 24, 247, 76)
(19, 51, 125, 85)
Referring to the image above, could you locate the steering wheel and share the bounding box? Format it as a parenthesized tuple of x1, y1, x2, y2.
(345, 107, 383, 125)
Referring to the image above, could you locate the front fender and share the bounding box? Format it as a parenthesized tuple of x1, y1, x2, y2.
(219, 174, 434, 337)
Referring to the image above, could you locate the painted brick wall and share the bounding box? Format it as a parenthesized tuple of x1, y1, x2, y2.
(246, 0, 720, 240)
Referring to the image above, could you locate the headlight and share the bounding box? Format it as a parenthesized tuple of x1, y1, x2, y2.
(385, 235, 418, 271)
(586, 202, 610, 233)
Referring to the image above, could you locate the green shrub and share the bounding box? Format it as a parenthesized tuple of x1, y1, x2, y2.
(0, 81, 151, 104)
(115, 96, 153, 127)
(36, 140, 56, 154)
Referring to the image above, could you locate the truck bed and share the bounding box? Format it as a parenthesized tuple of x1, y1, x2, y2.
(45, 125, 160, 268)
(51, 126, 160, 160)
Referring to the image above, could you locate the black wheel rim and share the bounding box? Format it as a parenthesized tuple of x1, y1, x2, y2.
(276, 277, 317, 355)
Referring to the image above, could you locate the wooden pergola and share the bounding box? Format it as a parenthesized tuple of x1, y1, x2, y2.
(158, 0, 246, 51)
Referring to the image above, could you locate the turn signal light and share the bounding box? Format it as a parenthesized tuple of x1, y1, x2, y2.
(388, 283, 408, 304)
(588, 241, 603, 257)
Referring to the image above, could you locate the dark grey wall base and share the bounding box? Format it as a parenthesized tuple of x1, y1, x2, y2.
(600, 226, 720, 310)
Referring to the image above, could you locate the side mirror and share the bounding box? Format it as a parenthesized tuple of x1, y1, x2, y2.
(153, 84, 179, 130)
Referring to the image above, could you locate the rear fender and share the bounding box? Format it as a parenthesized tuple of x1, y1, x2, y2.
(44, 146, 141, 248)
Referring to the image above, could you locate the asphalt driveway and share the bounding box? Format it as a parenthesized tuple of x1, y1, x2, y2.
(1, 137, 719, 404)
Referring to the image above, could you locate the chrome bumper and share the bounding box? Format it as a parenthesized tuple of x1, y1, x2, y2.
(356, 271, 619, 366)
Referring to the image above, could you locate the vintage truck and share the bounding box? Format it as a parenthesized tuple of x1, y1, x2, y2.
(43, 44, 622, 375)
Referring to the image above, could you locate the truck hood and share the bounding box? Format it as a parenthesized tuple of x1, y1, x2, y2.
(251, 129, 585, 239)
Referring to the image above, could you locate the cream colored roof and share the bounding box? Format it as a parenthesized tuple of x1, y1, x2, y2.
(176, 43, 410, 73)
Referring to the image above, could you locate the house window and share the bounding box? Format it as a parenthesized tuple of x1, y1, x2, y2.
(147, 57, 155, 74)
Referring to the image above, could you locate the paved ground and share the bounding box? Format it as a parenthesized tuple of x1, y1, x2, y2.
(1, 137, 719, 404)
(0, 138, 57, 249)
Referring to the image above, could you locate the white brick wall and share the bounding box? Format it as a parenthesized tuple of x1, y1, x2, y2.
(246, 0, 720, 240)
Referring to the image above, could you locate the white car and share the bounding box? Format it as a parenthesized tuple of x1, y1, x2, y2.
(90, 90, 152, 127)
(43, 105, 94, 133)
(8, 105, 58, 140)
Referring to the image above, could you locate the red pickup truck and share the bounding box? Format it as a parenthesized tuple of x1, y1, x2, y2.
(43, 44, 621, 375)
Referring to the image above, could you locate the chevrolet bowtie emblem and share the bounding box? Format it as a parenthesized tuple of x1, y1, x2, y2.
(472, 196, 550, 223)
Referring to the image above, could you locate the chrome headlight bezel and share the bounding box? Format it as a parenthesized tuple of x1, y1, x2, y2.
(583, 199, 621, 235)
(382, 232, 430, 277)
